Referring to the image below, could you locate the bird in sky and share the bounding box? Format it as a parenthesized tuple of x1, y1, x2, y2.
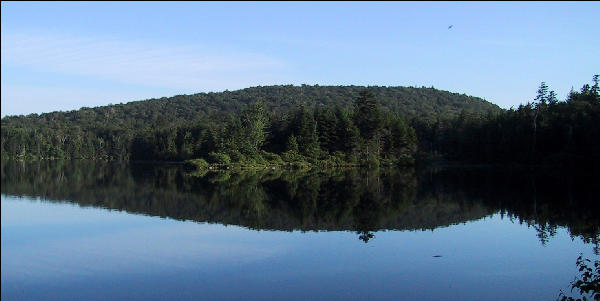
(448, 25, 453, 29)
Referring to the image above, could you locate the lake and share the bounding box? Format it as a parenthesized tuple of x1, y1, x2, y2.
(1, 160, 598, 300)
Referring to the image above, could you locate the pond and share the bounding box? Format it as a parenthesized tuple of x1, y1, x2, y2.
(1, 160, 598, 300)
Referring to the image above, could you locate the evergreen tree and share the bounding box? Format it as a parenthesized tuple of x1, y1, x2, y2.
(353, 89, 382, 140)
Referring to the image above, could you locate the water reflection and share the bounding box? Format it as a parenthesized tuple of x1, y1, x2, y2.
(1, 160, 599, 250)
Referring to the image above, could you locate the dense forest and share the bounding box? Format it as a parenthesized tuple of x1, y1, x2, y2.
(416, 75, 600, 166)
(0, 85, 496, 165)
(1, 77, 598, 167)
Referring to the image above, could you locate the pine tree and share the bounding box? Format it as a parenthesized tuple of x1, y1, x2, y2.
(353, 89, 382, 140)
(353, 89, 382, 165)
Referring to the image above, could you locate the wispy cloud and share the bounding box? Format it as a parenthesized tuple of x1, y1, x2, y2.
(1, 84, 169, 116)
(1, 32, 289, 91)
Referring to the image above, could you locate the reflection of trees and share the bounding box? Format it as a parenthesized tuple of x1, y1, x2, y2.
(534, 223, 558, 246)
(1, 160, 599, 248)
(352, 170, 385, 243)
(417, 167, 600, 253)
(358, 231, 375, 243)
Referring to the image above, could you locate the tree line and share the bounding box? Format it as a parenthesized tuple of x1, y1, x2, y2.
(1, 89, 419, 167)
(1, 77, 598, 167)
(413, 75, 599, 166)
(0, 84, 496, 163)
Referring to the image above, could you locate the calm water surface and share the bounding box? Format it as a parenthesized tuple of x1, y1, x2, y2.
(1, 161, 598, 300)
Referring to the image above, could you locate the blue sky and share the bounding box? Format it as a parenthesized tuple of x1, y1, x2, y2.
(2, 2, 599, 117)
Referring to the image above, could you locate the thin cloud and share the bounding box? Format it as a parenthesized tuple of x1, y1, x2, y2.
(0, 84, 166, 116)
(1, 32, 288, 91)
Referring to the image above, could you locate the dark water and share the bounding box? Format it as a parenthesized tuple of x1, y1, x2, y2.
(1, 160, 599, 300)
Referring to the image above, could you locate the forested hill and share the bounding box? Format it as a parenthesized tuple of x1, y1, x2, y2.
(1, 85, 500, 130)
(2, 78, 598, 166)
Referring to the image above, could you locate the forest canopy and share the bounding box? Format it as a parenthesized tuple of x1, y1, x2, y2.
(1, 77, 598, 167)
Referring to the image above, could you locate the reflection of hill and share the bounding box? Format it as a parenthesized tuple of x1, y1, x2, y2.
(1, 160, 598, 248)
(1, 161, 493, 232)
(379, 200, 492, 231)
(419, 166, 600, 250)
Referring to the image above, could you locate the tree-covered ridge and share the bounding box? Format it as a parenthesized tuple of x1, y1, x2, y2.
(1, 86, 421, 166)
(0, 84, 496, 163)
(2, 77, 598, 167)
(1, 85, 499, 129)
